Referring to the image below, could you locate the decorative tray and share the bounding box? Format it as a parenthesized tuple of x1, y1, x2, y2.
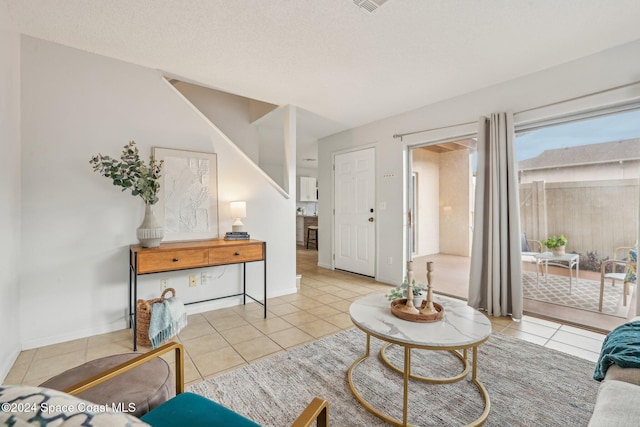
(390, 299, 444, 323)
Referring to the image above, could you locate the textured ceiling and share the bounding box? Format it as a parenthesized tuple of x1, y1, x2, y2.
(6, 0, 640, 137)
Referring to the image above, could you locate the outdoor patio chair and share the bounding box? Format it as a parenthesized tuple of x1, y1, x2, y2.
(521, 233, 543, 275)
(598, 246, 637, 312)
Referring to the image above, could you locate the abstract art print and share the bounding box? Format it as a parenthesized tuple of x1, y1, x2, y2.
(153, 148, 219, 241)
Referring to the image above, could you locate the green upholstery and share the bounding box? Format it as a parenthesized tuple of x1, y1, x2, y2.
(141, 392, 260, 427)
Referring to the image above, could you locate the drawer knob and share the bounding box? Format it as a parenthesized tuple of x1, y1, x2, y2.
(234, 251, 240, 256)
(172, 258, 179, 262)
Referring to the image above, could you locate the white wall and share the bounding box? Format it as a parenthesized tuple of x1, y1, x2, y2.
(0, 0, 22, 381)
(19, 36, 296, 349)
(318, 38, 640, 288)
(174, 82, 289, 191)
(173, 82, 261, 162)
(412, 148, 439, 256)
(439, 149, 472, 256)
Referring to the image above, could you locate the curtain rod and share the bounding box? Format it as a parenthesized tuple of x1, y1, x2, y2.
(393, 79, 640, 141)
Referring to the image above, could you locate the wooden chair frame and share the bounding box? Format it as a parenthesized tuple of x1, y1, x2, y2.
(599, 246, 635, 312)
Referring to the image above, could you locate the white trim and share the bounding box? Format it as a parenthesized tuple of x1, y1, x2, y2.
(514, 84, 640, 133)
(0, 345, 20, 384)
(400, 122, 477, 147)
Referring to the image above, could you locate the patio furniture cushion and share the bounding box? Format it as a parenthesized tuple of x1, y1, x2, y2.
(521, 233, 531, 252)
(624, 248, 637, 283)
(140, 392, 260, 427)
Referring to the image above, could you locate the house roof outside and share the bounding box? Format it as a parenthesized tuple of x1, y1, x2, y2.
(518, 138, 640, 171)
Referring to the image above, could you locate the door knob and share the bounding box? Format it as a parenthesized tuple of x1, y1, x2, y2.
(368, 217, 374, 222)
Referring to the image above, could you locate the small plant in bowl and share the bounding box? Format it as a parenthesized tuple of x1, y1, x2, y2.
(386, 278, 425, 307)
(542, 235, 568, 256)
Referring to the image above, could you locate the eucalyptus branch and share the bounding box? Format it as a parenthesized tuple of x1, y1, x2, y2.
(90, 141, 163, 205)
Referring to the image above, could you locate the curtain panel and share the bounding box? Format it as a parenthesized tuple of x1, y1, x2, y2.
(468, 112, 523, 319)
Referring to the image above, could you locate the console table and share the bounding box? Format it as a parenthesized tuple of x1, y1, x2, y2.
(129, 239, 267, 350)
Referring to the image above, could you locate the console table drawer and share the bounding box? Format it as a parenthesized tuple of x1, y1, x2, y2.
(137, 249, 209, 274)
(209, 244, 264, 265)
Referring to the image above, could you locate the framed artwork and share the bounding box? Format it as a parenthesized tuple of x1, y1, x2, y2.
(152, 147, 219, 241)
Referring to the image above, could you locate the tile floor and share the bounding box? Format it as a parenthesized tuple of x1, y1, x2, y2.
(3, 248, 607, 389)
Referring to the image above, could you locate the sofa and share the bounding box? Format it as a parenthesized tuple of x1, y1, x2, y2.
(588, 316, 640, 427)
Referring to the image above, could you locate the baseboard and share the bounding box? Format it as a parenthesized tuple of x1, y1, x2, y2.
(0, 344, 21, 384)
(317, 262, 332, 269)
(269, 286, 299, 298)
(21, 287, 301, 350)
(184, 296, 246, 315)
(374, 275, 398, 287)
(21, 322, 128, 351)
(170, 288, 299, 316)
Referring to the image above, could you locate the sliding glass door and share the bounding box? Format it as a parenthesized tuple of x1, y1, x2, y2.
(516, 108, 640, 327)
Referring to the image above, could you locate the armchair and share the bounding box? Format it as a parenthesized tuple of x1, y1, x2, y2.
(1, 342, 329, 427)
(599, 246, 636, 312)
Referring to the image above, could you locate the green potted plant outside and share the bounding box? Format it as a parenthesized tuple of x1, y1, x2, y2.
(542, 235, 568, 256)
(90, 141, 165, 247)
(386, 278, 426, 308)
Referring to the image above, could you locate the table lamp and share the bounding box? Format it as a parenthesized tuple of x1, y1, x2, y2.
(230, 201, 247, 232)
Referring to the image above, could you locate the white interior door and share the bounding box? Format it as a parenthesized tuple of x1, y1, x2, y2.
(334, 148, 375, 277)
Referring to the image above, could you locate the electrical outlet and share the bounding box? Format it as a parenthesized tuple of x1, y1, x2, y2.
(189, 275, 197, 287)
(160, 279, 168, 291)
(201, 272, 209, 286)
(387, 256, 393, 264)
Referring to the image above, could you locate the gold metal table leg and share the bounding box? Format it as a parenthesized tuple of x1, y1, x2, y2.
(403, 346, 410, 426)
(348, 336, 491, 426)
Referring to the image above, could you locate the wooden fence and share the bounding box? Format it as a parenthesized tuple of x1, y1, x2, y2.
(520, 179, 638, 260)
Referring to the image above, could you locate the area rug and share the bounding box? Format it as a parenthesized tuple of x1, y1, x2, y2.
(188, 328, 599, 426)
(522, 271, 632, 317)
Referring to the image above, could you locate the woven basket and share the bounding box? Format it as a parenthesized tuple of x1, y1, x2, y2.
(136, 288, 175, 348)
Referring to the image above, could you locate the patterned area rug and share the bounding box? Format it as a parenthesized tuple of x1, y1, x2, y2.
(189, 328, 599, 427)
(522, 271, 632, 317)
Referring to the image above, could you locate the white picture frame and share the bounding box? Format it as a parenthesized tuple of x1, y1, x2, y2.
(152, 147, 219, 241)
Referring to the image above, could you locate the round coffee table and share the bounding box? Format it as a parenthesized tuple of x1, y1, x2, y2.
(348, 294, 492, 426)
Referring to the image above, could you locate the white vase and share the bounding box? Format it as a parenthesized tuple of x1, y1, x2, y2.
(552, 245, 566, 256)
(137, 203, 164, 248)
(413, 294, 425, 308)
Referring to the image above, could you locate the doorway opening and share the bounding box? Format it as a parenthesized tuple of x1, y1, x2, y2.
(409, 138, 476, 299)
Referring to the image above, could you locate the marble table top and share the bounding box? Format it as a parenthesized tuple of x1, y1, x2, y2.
(349, 294, 492, 348)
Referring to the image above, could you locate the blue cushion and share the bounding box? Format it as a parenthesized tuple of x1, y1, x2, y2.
(140, 392, 260, 427)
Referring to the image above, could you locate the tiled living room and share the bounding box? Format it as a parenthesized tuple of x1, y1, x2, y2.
(5, 248, 607, 388)
(2, 2, 640, 425)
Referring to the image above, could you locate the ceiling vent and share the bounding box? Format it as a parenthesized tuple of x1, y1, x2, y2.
(353, 0, 389, 13)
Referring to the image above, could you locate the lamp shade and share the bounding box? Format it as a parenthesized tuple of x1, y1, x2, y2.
(230, 201, 246, 219)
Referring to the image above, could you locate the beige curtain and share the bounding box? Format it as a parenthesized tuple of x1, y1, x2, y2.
(468, 112, 523, 319)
